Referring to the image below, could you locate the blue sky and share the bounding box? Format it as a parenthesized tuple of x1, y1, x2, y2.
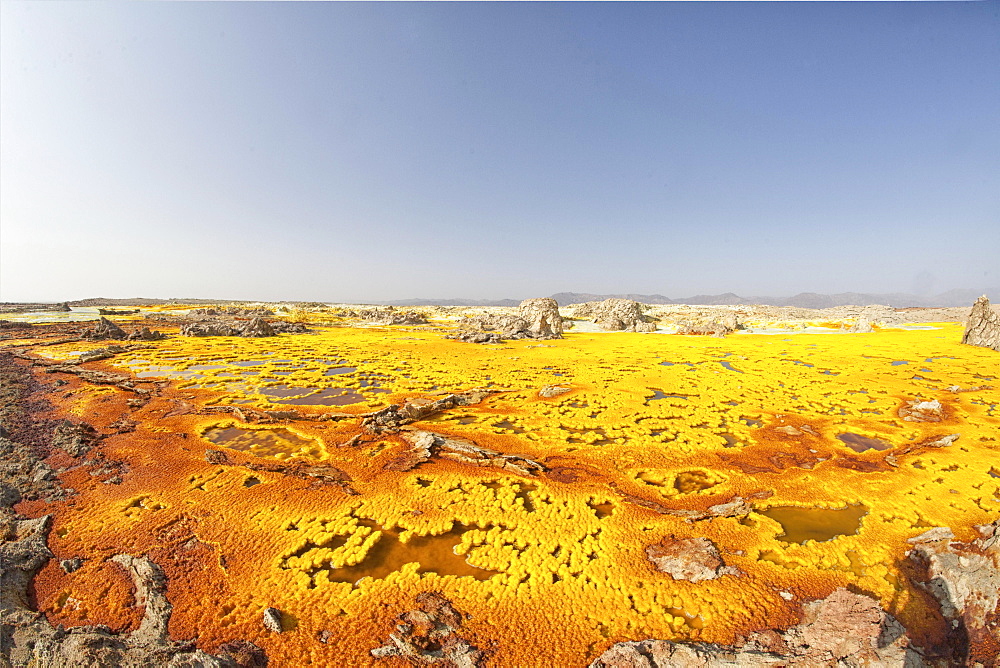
(2, 2, 997, 302)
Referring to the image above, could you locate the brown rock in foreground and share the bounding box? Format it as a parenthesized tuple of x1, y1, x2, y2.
(0, 514, 263, 667)
(371, 591, 485, 667)
(590, 588, 921, 667)
(961, 295, 1000, 351)
(908, 519, 1000, 666)
(645, 537, 737, 583)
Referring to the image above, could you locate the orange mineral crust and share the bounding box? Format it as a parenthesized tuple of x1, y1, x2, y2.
(11, 320, 1000, 665)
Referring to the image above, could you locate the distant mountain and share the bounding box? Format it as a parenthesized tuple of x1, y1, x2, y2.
(550, 292, 675, 306)
(379, 298, 522, 307)
(550, 289, 998, 308)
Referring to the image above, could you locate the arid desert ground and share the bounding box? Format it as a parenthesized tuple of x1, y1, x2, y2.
(2, 297, 998, 667)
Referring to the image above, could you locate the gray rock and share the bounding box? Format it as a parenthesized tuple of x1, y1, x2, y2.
(84, 317, 127, 340)
(589, 588, 921, 667)
(846, 316, 874, 333)
(645, 537, 738, 583)
(588, 299, 657, 332)
(961, 295, 1000, 351)
(262, 607, 283, 633)
(51, 420, 101, 457)
(239, 317, 275, 338)
(517, 298, 563, 338)
(908, 519, 999, 664)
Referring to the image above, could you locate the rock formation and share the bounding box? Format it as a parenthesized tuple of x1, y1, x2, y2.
(181, 318, 307, 338)
(961, 295, 1000, 351)
(645, 537, 738, 583)
(127, 326, 166, 341)
(587, 299, 657, 332)
(589, 588, 920, 667)
(898, 398, 944, 422)
(0, 514, 263, 666)
(450, 301, 563, 342)
(370, 592, 484, 667)
(240, 317, 275, 338)
(83, 317, 127, 340)
(676, 313, 741, 337)
(907, 520, 1000, 665)
(846, 316, 874, 333)
(340, 307, 427, 325)
(51, 420, 101, 457)
(517, 298, 563, 338)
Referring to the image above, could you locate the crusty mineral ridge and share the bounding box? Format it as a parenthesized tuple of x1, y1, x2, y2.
(84, 317, 127, 340)
(846, 316, 874, 333)
(517, 298, 563, 338)
(0, 514, 261, 667)
(588, 299, 657, 332)
(589, 588, 921, 667)
(450, 301, 561, 341)
(645, 537, 737, 583)
(371, 592, 484, 667)
(908, 520, 1000, 665)
(961, 295, 1000, 351)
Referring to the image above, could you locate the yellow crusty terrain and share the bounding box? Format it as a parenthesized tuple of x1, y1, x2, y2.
(19, 319, 1000, 666)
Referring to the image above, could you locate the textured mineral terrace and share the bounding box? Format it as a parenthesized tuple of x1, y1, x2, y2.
(1, 299, 998, 667)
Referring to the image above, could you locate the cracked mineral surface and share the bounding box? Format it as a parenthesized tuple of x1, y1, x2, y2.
(1, 301, 998, 666)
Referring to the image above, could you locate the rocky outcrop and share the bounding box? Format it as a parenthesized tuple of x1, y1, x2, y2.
(362, 389, 496, 434)
(589, 588, 920, 667)
(898, 398, 944, 422)
(83, 317, 127, 340)
(269, 320, 310, 334)
(1, 514, 263, 667)
(0, 436, 63, 505)
(340, 307, 427, 325)
(645, 537, 738, 583)
(676, 313, 741, 337)
(384, 430, 544, 476)
(907, 520, 1000, 666)
(449, 330, 503, 344)
(97, 308, 139, 316)
(961, 295, 1000, 352)
(181, 318, 306, 338)
(181, 320, 239, 337)
(262, 607, 284, 633)
(517, 298, 563, 339)
(449, 300, 563, 343)
(195, 306, 274, 317)
(587, 299, 657, 332)
(126, 326, 166, 341)
(846, 316, 874, 333)
(371, 592, 484, 667)
(240, 317, 275, 338)
(51, 420, 101, 457)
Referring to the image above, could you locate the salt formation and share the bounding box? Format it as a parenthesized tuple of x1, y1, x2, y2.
(83, 317, 127, 340)
(907, 520, 1000, 665)
(590, 588, 920, 667)
(449, 297, 563, 342)
(961, 295, 1000, 351)
(846, 316, 874, 333)
(645, 537, 737, 583)
(517, 297, 563, 338)
(579, 298, 657, 332)
(371, 592, 484, 666)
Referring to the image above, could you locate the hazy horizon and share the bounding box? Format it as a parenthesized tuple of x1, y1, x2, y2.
(2, 2, 998, 303)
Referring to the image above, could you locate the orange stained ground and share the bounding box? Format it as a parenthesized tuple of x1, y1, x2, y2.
(14, 317, 1000, 667)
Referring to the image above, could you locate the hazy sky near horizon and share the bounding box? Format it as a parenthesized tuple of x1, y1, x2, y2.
(2, 2, 998, 303)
